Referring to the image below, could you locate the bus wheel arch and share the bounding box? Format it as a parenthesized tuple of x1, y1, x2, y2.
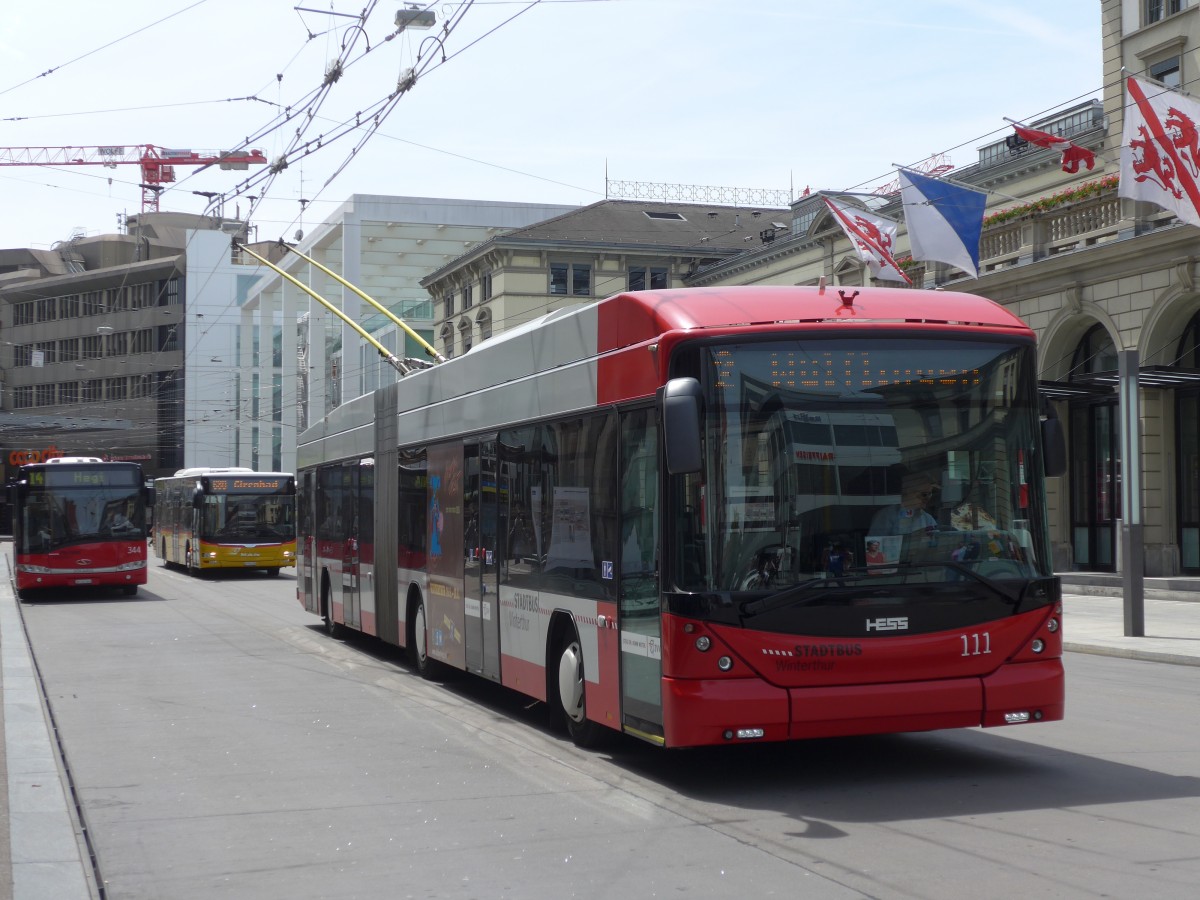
(547, 612, 605, 748)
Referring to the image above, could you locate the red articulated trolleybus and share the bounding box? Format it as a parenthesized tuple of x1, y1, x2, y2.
(8, 456, 149, 599)
(296, 285, 1067, 749)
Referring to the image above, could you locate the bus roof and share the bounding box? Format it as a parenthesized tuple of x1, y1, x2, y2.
(299, 285, 1036, 464)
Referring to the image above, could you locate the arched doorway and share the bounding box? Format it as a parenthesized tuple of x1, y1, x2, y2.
(1068, 324, 1120, 571)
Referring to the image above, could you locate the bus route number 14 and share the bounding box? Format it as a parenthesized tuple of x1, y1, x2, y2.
(961, 632, 992, 657)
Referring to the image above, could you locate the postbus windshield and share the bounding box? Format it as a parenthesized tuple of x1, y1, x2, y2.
(671, 336, 1052, 596)
(17, 470, 145, 553)
(198, 492, 295, 542)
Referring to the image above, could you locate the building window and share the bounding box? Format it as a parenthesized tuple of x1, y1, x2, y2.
(35, 341, 55, 364)
(628, 265, 669, 292)
(463, 283, 473, 310)
(58, 337, 79, 363)
(60, 294, 80, 318)
(106, 377, 127, 401)
(459, 320, 472, 354)
(36, 298, 56, 322)
(1149, 55, 1182, 89)
(132, 329, 153, 354)
(36, 384, 55, 407)
(440, 324, 454, 359)
(59, 382, 78, 405)
(477, 310, 492, 342)
(13, 345, 33, 367)
(14, 302, 35, 325)
(106, 332, 128, 357)
(131, 374, 153, 398)
(13, 386, 33, 409)
(1146, 0, 1184, 24)
(82, 379, 103, 402)
(443, 291, 455, 319)
(82, 335, 102, 359)
(482, 270, 493, 301)
(550, 262, 591, 296)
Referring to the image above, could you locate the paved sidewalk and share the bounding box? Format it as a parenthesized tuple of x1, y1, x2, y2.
(0, 568, 1197, 900)
(1, 553, 96, 899)
(1061, 590, 1200, 666)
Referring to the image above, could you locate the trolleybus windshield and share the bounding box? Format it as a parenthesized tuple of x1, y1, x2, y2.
(671, 337, 1052, 609)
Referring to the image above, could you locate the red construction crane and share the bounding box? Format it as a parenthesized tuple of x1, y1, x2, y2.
(0, 144, 268, 212)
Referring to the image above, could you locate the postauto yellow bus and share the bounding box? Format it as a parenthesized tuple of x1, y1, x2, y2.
(154, 467, 296, 575)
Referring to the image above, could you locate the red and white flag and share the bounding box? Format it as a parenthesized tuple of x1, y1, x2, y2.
(1010, 122, 1097, 174)
(1120, 74, 1200, 229)
(823, 196, 909, 284)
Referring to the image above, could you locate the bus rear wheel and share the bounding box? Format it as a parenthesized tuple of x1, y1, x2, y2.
(554, 630, 605, 748)
(321, 577, 340, 638)
(410, 596, 440, 680)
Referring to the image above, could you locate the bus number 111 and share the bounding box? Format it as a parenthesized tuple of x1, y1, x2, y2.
(961, 632, 992, 657)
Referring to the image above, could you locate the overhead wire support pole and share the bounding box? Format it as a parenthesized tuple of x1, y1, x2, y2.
(234, 241, 414, 376)
(281, 244, 447, 364)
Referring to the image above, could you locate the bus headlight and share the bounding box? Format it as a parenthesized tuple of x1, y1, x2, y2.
(16, 563, 51, 574)
(117, 560, 147, 571)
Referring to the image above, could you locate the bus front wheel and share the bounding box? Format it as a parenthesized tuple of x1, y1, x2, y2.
(554, 629, 605, 748)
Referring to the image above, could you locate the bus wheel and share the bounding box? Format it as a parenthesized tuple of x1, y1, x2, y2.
(554, 630, 604, 748)
(122, 585, 137, 597)
(410, 596, 441, 680)
(321, 578, 340, 638)
(265, 568, 281, 578)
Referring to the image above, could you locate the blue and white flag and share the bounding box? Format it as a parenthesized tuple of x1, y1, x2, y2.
(898, 168, 987, 279)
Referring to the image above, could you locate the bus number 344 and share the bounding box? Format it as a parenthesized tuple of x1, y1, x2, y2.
(961, 632, 992, 657)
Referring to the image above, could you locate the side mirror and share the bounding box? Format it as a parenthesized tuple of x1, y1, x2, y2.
(660, 377, 703, 475)
(1041, 400, 1067, 478)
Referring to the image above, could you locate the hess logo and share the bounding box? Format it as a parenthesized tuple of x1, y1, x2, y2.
(866, 616, 909, 632)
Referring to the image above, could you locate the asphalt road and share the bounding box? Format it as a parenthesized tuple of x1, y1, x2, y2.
(16, 560, 1200, 899)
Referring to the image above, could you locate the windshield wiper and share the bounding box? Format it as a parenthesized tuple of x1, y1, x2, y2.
(739, 562, 1024, 618)
(740, 577, 851, 617)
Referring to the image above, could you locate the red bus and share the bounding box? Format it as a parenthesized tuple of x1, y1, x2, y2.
(8, 456, 148, 599)
(296, 285, 1066, 748)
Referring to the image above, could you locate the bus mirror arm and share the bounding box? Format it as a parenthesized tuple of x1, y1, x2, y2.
(661, 377, 703, 475)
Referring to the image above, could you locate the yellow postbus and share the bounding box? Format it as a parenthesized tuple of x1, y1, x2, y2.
(154, 467, 296, 575)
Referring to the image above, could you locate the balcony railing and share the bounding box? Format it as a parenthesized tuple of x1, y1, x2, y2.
(979, 190, 1123, 274)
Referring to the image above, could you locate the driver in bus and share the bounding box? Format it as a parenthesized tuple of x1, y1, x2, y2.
(869, 469, 940, 536)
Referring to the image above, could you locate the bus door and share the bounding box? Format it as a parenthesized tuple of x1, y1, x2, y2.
(464, 437, 501, 680)
(618, 409, 663, 737)
(341, 462, 362, 630)
(300, 470, 317, 613)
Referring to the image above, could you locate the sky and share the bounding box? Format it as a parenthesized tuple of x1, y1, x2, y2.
(0, 0, 1104, 252)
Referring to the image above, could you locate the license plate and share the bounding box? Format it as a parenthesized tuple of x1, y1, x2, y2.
(243, 561, 258, 567)
(74, 578, 94, 585)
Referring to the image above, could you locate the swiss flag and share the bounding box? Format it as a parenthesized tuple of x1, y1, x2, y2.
(1011, 122, 1096, 174)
